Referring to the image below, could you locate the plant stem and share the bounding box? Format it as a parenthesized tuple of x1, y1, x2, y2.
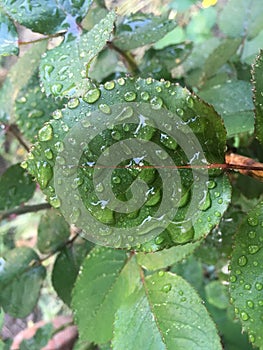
(107, 41, 140, 74)
(18, 32, 66, 46)
(0, 203, 51, 221)
(7, 124, 30, 152)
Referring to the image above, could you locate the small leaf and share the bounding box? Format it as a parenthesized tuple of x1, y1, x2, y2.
(37, 210, 70, 254)
(229, 200, 263, 348)
(72, 247, 140, 343)
(0, 247, 46, 318)
(114, 13, 177, 51)
(112, 272, 222, 350)
(205, 281, 229, 310)
(136, 240, 201, 271)
(40, 11, 116, 98)
(1, 0, 93, 34)
(204, 38, 242, 78)
(252, 50, 263, 145)
(199, 80, 254, 137)
(15, 72, 65, 142)
(0, 164, 36, 211)
(0, 9, 18, 56)
(52, 239, 93, 305)
(218, 0, 263, 40)
(0, 40, 47, 122)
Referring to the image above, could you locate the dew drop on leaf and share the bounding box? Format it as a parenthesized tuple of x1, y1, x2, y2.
(49, 195, 61, 208)
(241, 311, 249, 321)
(83, 88, 101, 103)
(104, 81, 115, 90)
(38, 124, 53, 141)
(36, 161, 53, 189)
(150, 96, 163, 110)
(52, 110, 63, 119)
(162, 283, 172, 293)
(248, 245, 260, 254)
(124, 91, 137, 102)
(238, 255, 248, 267)
(247, 217, 259, 227)
(67, 98, 80, 109)
(98, 103, 111, 114)
(140, 91, 150, 101)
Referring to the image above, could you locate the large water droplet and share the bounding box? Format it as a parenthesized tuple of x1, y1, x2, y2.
(140, 91, 150, 101)
(36, 161, 53, 189)
(38, 124, 53, 141)
(150, 96, 163, 110)
(104, 81, 115, 90)
(248, 217, 259, 227)
(248, 245, 260, 255)
(83, 88, 101, 103)
(238, 255, 248, 267)
(52, 110, 63, 119)
(198, 191, 211, 211)
(241, 311, 249, 321)
(49, 195, 61, 208)
(51, 83, 63, 96)
(162, 283, 172, 293)
(44, 148, 53, 160)
(67, 98, 80, 109)
(99, 104, 111, 114)
(124, 91, 137, 102)
(255, 282, 263, 291)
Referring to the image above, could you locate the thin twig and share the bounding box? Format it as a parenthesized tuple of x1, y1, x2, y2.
(107, 41, 140, 74)
(7, 124, 30, 152)
(18, 32, 66, 46)
(0, 203, 51, 221)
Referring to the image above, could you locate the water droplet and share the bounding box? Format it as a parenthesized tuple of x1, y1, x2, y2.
(217, 198, 223, 204)
(146, 77, 153, 85)
(240, 311, 249, 321)
(150, 96, 163, 110)
(52, 110, 63, 119)
(158, 270, 164, 277)
(244, 283, 251, 290)
(16, 96, 27, 103)
(162, 283, 172, 293)
(229, 275, 237, 283)
(21, 161, 28, 169)
(51, 83, 63, 96)
(67, 98, 80, 109)
(238, 255, 248, 267)
(111, 130, 121, 140)
(186, 96, 194, 108)
(248, 217, 259, 226)
(155, 235, 164, 245)
(28, 109, 44, 118)
(258, 300, 263, 306)
(198, 191, 211, 211)
(36, 161, 53, 189)
(214, 191, 220, 198)
(117, 77, 125, 86)
(49, 195, 61, 208)
(104, 81, 115, 90)
(248, 231, 256, 239)
(54, 141, 64, 152)
(248, 245, 260, 255)
(155, 149, 168, 160)
(124, 91, 136, 102)
(112, 176, 121, 184)
(70, 207, 80, 223)
(207, 180, 216, 189)
(83, 88, 101, 103)
(72, 177, 83, 189)
(43, 64, 54, 79)
(176, 108, 184, 117)
(99, 103, 111, 114)
(44, 148, 53, 160)
(160, 133, 177, 150)
(248, 334, 255, 343)
(247, 300, 254, 308)
(38, 124, 53, 141)
(256, 282, 263, 291)
(140, 91, 150, 101)
(95, 183, 104, 193)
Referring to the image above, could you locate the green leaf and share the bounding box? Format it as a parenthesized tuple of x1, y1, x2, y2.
(136, 240, 201, 271)
(52, 239, 93, 305)
(199, 80, 254, 137)
(15, 72, 65, 142)
(72, 247, 140, 343)
(1, 0, 93, 34)
(113, 13, 177, 51)
(252, 50, 263, 145)
(37, 210, 70, 254)
(0, 247, 46, 318)
(205, 281, 229, 310)
(0, 40, 47, 122)
(229, 200, 263, 348)
(20, 323, 53, 350)
(40, 11, 116, 98)
(112, 272, 222, 350)
(218, 0, 263, 40)
(241, 29, 263, 64)
(0, 9, 18, 56)
(0, 164, 36, 211)
(204, 38, 242, 78)
(26, 77, 230, 250)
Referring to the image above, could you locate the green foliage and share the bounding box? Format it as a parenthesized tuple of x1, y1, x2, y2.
(0, 164, 36, 210)
(0, 247, 46, 317)
(1, 1, 263, 349)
